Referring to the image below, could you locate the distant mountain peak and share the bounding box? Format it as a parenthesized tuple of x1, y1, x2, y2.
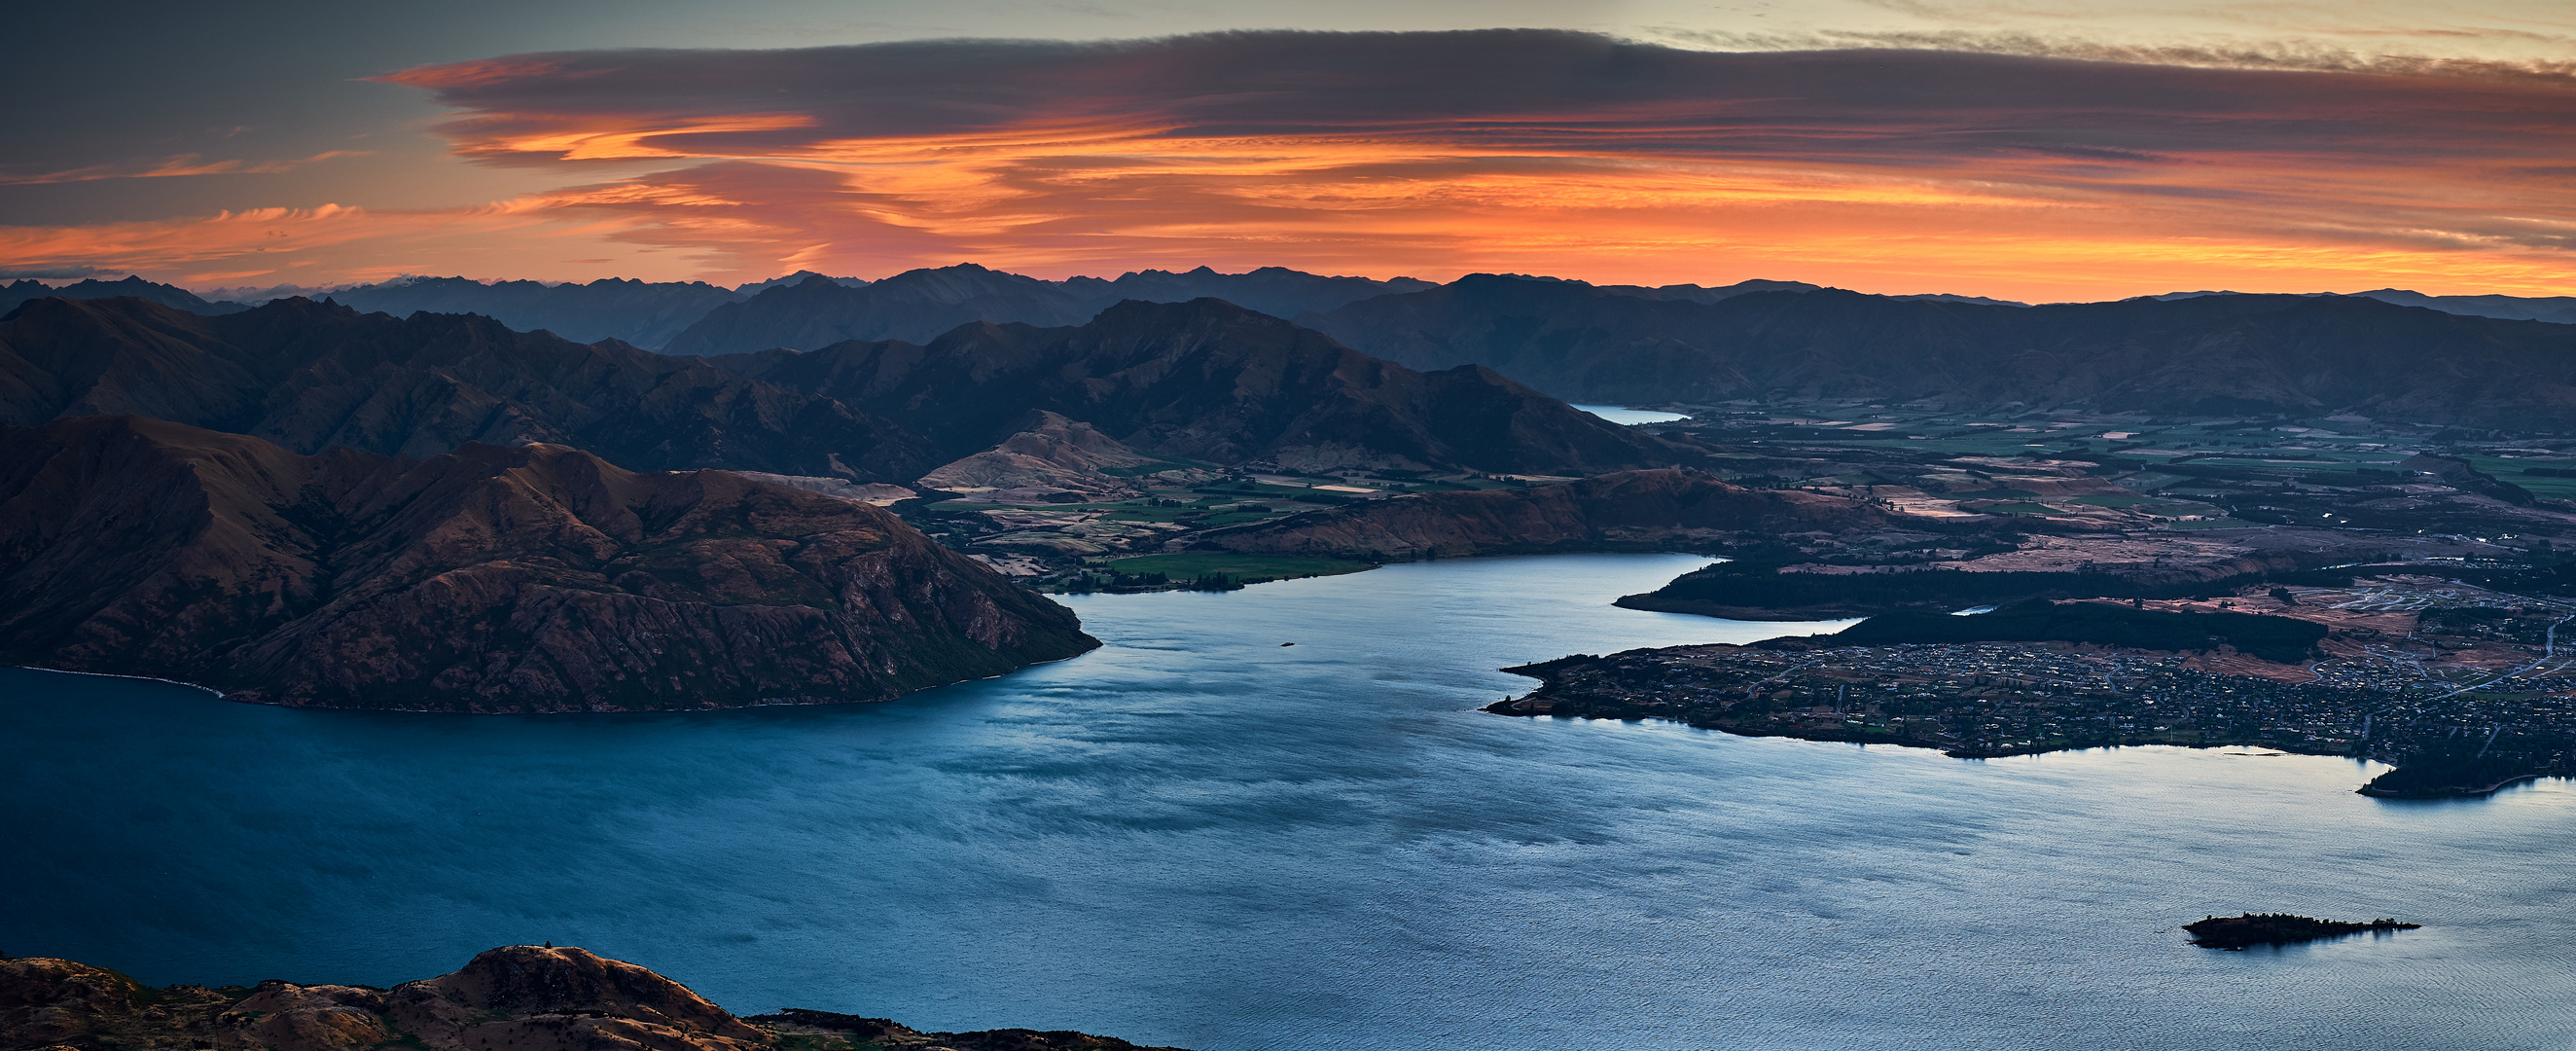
(0, 274, 249, 316)
(664, 264, 1449, 354)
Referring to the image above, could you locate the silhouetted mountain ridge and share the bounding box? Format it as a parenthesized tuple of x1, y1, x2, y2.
(0, 295, 943, 481)
(0, 294, 1661, 482)
(1, 275, 249, 315)
(318, 275, 753, 346)
(663, 263, 1436, 353)
(1302, 275, 2576, 424)
(708, 296, 1671, 474)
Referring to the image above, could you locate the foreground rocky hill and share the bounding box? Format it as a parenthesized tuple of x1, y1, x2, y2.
(0, 946, 1183, 1051)
(1187, 469, 1896, 560)
(0, 417, 1094, 711)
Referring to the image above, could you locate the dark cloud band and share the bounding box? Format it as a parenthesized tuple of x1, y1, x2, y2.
(381, 28, 2576, 172)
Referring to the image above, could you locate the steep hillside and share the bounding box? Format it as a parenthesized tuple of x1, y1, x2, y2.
(712, 297, 1673, 475)
(0, 417, 1095, 711)
(1187, 469, 1889, 560)
(918, 410, 1162, 502)
(0, 295, 941, 481)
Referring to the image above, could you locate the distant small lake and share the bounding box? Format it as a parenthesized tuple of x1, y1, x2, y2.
(1571, 404, 1692, 424)
(6, 553, 2574, 1050)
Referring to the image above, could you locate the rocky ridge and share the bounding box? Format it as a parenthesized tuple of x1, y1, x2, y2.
(0, 946, 1183, 1051)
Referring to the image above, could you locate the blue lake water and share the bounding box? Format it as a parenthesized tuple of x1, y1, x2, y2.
(1569, 404, 1692, 425)
(6, 553, 2575, 1050)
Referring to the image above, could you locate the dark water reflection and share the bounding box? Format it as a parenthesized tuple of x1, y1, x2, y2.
(5, 554, 2572, 1050)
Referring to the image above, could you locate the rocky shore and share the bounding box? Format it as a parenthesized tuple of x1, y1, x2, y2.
(0, 946, 1184, 1051)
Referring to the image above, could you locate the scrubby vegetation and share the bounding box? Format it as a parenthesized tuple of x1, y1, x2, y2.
(2183, 913, 2418, 950)
(1833, 598, 2328, 664)
(1644, 561, 2292, 615)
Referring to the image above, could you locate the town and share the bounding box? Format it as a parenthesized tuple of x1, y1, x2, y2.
(1493, 575, 2576, 797)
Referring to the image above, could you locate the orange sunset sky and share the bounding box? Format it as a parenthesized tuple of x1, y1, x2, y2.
(6, 2, 2574, 302)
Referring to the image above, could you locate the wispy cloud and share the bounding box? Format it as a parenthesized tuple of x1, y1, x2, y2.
(0, 150, 372, 186)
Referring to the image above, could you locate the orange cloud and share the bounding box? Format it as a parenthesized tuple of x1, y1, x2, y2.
(14, 30, 2576, 299)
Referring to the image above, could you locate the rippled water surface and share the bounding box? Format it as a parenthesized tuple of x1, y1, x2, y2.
(7, 554, 2575, 1050)
(1568, 404, 1692, 425)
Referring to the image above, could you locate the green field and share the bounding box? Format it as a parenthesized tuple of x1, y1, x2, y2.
(1100, 553, 1377, 583)
(2465, 457, 2576, 500)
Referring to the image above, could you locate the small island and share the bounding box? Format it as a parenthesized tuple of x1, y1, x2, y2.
(2184, 913, 2420, 950)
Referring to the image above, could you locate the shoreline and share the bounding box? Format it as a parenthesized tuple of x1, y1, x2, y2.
(1486, 696, 2560, 799)
(1480, 695, 2365, 763)
(4, 663, 225, 697)
(2358, 773, 2544, 799)
(1, 646, 1104, 716)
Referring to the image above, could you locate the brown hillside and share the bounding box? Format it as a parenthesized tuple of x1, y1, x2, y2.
(0, 417, 1095, 711)
(1189, 469, 1889, 560)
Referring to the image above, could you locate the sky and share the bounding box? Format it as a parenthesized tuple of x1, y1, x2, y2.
(5, 1, 2573, 301)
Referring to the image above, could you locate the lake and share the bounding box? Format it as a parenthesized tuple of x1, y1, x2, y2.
(6, 553, 2574, 1050)
(1569, 404, 1692, 425)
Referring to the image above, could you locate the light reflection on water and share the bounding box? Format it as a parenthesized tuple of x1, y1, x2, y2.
(1569, 404, 1692, 425)
(4, 553, 2572, 1051)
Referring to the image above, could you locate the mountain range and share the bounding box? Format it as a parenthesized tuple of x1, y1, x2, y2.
(0, 295, 944, 481)
(21, 271, 2576, 414)
(170, 264, 1434, 350)
(0, 416, 1094, 710)
(0, 275, 250, 315)
(0, 293, 1664, 484)
(706, 297, 1670, 475)
(316, 274, 759, 346)
(2344, 288, 2576, 325)
(1299, 275, 2576, 424)
(660, 264, 1434, 353)
(0, 289, 1666, 709)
